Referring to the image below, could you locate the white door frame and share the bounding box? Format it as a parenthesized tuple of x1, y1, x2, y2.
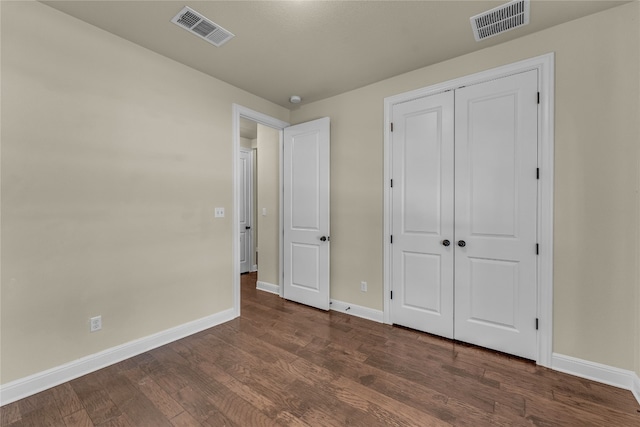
(232, 104, 290, 317)
(383, 53, 555, 367)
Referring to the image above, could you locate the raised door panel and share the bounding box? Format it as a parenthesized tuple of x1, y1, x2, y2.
(391, 92, 454, 338)
(454, 70, 538, 360)
(283, 118, 330, 310)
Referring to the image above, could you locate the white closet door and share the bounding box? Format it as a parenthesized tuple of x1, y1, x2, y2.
(391, 92, 455, 338)
(454, 70, 539, 359)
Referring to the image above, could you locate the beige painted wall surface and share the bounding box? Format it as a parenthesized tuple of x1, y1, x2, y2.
(0, 1, 288, 384)
(240, 137, 252, 149)
(291, 2, 640, 371)
(637, 0, 640, 380)
(256, 125, 280, 287)
(252, 144, 258, 267)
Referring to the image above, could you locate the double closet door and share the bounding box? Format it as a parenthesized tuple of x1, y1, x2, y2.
(390, 70, 538, 360)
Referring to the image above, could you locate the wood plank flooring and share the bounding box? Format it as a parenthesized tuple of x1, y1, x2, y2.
(2, 272, 639, 426)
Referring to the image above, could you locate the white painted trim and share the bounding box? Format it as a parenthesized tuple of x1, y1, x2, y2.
(632, 373, 640, 405)
(232, 105, 289, 318)
(330, 299, 384, 323)
(256, 280, 279, 295)
(383, 53, 555, 367)
(0, 308, 235, 406)
(278, 128, 285, 298)
(552, 353, 639, 402)
(536, 53, 555, 369)
(251, 264, 258, 272)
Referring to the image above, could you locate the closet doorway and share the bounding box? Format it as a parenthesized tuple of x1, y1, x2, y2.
(383, 54, 555, 365)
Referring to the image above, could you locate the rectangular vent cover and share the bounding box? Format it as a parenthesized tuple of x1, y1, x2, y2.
(171, 6, 234, 47)
(470, 0, 530, 41)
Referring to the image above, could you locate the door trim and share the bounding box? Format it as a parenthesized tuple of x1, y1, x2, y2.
(232, 104, 289, 317)
(382, 53, 555, 367)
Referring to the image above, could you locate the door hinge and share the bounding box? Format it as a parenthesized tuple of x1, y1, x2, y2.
(536, 168, 540, 179)
(535, 318, 539, 330)
(536, 244, 539, 255)
(537, 92, 540, 104)
(390, 235, 393, 244)
(390, 179, 393, 188)
(390, 122, 394, 132)
(390, 291, 393, 300)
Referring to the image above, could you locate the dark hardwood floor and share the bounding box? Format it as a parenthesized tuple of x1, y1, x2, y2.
(2, 272, 639, 426)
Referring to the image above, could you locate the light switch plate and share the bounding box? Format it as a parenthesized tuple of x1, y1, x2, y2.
(215, 207, 225, 218)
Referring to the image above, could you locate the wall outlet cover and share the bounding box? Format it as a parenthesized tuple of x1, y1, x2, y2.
(90, 315, 102, 332)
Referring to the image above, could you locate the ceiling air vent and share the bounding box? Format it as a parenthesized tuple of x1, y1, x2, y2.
(470, 0, 530, 42)
(171, 6, 234, 47)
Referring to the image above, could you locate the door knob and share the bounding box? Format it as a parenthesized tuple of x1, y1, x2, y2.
(442, 239, 450, 247)
(457, 240, 466, 247)
(320, 236, 327, 242)
(245, 226, 251, 230)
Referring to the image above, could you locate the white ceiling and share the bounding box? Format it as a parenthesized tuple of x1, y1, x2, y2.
(42, 1, 627, 109)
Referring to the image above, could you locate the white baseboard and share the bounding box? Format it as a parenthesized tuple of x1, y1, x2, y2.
(552, 353, 640, 405)
(251, 265, 258, 272)
(256, 281, 279, 295)
(330, 299, 384, 323)
(0, 308, 236, 406)
(633, 372, 640, 405)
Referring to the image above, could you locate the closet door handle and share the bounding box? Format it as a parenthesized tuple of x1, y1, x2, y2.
(442, 239, 451, 247)
(457, 240, 466, 247)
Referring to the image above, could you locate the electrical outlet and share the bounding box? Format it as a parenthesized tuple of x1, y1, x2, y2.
(214, 207, 225, 218)
(90, 315, 102, 332)
(360, 281, 367, 292)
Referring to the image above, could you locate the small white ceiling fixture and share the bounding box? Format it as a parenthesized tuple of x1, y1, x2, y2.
(470, 0, 530, 42)
(289, 95, 302, 104)
(171, 6, 234, 47)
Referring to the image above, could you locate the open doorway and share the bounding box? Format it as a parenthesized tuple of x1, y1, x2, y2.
(238, 117, 280, 289)
(232, 105, 289, 316)
(239, 118, 256, 274)
(239, 118, 282, 298)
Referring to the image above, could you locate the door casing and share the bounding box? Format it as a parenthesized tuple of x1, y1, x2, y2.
(383, 53, 555, 367)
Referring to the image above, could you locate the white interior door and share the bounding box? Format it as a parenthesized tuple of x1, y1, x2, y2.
(283, 117, 330, 310)
(239, 148, 253, 274)
(391, 92, 455, 338)
(390, 70, 539, 359)
(454, 70, 538, 359)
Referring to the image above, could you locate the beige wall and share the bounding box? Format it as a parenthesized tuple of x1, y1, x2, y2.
(240, 137, 253, 150)
(0, 1, 289, 384)
(2, 0, 639, 389)
(256, 125, 280, 286)
(291, 2, 640, 371)
(252, 142, 258, 267)
(637, 0, 640, 381)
